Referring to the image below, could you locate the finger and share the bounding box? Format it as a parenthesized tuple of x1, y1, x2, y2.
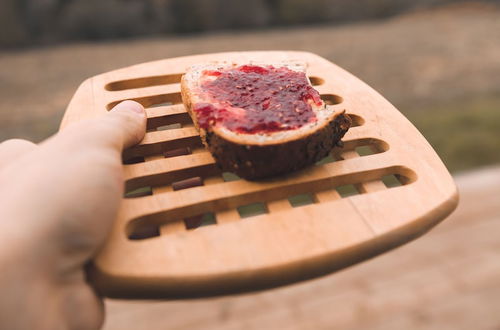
(55, 100, 146, 153)
(0, 139, 37, 170)
(0, 102, 145, 296)
(107, 100, 147, 149)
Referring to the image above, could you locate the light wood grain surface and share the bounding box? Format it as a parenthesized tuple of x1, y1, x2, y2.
(102, 166, 500, 330)
(61, 51, 458, 298)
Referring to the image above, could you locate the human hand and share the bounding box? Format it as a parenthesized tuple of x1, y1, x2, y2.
(0, 101, 146, 330)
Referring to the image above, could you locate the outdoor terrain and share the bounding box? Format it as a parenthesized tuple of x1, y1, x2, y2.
(0, 3, 499, 171)
(4, 0, 499, 46)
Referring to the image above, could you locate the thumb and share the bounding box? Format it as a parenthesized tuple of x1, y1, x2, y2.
(107, 100, 147, 149)
(57, 100, 147, 152)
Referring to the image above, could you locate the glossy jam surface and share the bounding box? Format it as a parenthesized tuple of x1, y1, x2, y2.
(193, 65, 322, 134)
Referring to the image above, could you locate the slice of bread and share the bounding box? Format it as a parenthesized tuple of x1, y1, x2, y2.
(181, 61, 351, 180)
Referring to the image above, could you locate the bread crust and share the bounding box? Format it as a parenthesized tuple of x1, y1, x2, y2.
(205, 112, 351, 179)
(180, 64, 352, 180)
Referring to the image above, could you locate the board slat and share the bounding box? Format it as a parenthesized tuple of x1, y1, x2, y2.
(124, 152, 217, 191)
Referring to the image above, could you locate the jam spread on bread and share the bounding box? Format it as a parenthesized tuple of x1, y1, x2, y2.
(193, 65, 322, 134)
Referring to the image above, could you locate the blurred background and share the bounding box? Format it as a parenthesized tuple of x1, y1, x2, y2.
(1, 0, 499, 329)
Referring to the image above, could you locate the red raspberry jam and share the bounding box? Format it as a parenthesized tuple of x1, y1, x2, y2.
(193, 65, 322, 134)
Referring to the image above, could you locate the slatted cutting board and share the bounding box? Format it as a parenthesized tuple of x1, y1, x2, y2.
(61, 51, 458, 299)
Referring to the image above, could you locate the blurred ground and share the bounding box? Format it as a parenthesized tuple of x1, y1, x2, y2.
(0, 3, 499, 171)
(104, 165, 500, 330)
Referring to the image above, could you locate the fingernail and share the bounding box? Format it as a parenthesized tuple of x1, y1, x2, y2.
(113, 100, 145, 114)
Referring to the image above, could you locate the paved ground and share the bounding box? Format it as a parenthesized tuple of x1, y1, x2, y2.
(0, 4, 499, 142)
(104, 166, 500, 330)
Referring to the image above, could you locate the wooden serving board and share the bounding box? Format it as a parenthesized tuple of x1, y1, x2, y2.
(61, 51, 458, 299)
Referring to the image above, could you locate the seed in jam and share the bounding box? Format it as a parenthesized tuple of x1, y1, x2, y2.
(194, 65, 323, 134)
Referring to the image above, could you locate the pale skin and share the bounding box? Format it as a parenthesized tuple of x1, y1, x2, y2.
(0, 101, 147, 330)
